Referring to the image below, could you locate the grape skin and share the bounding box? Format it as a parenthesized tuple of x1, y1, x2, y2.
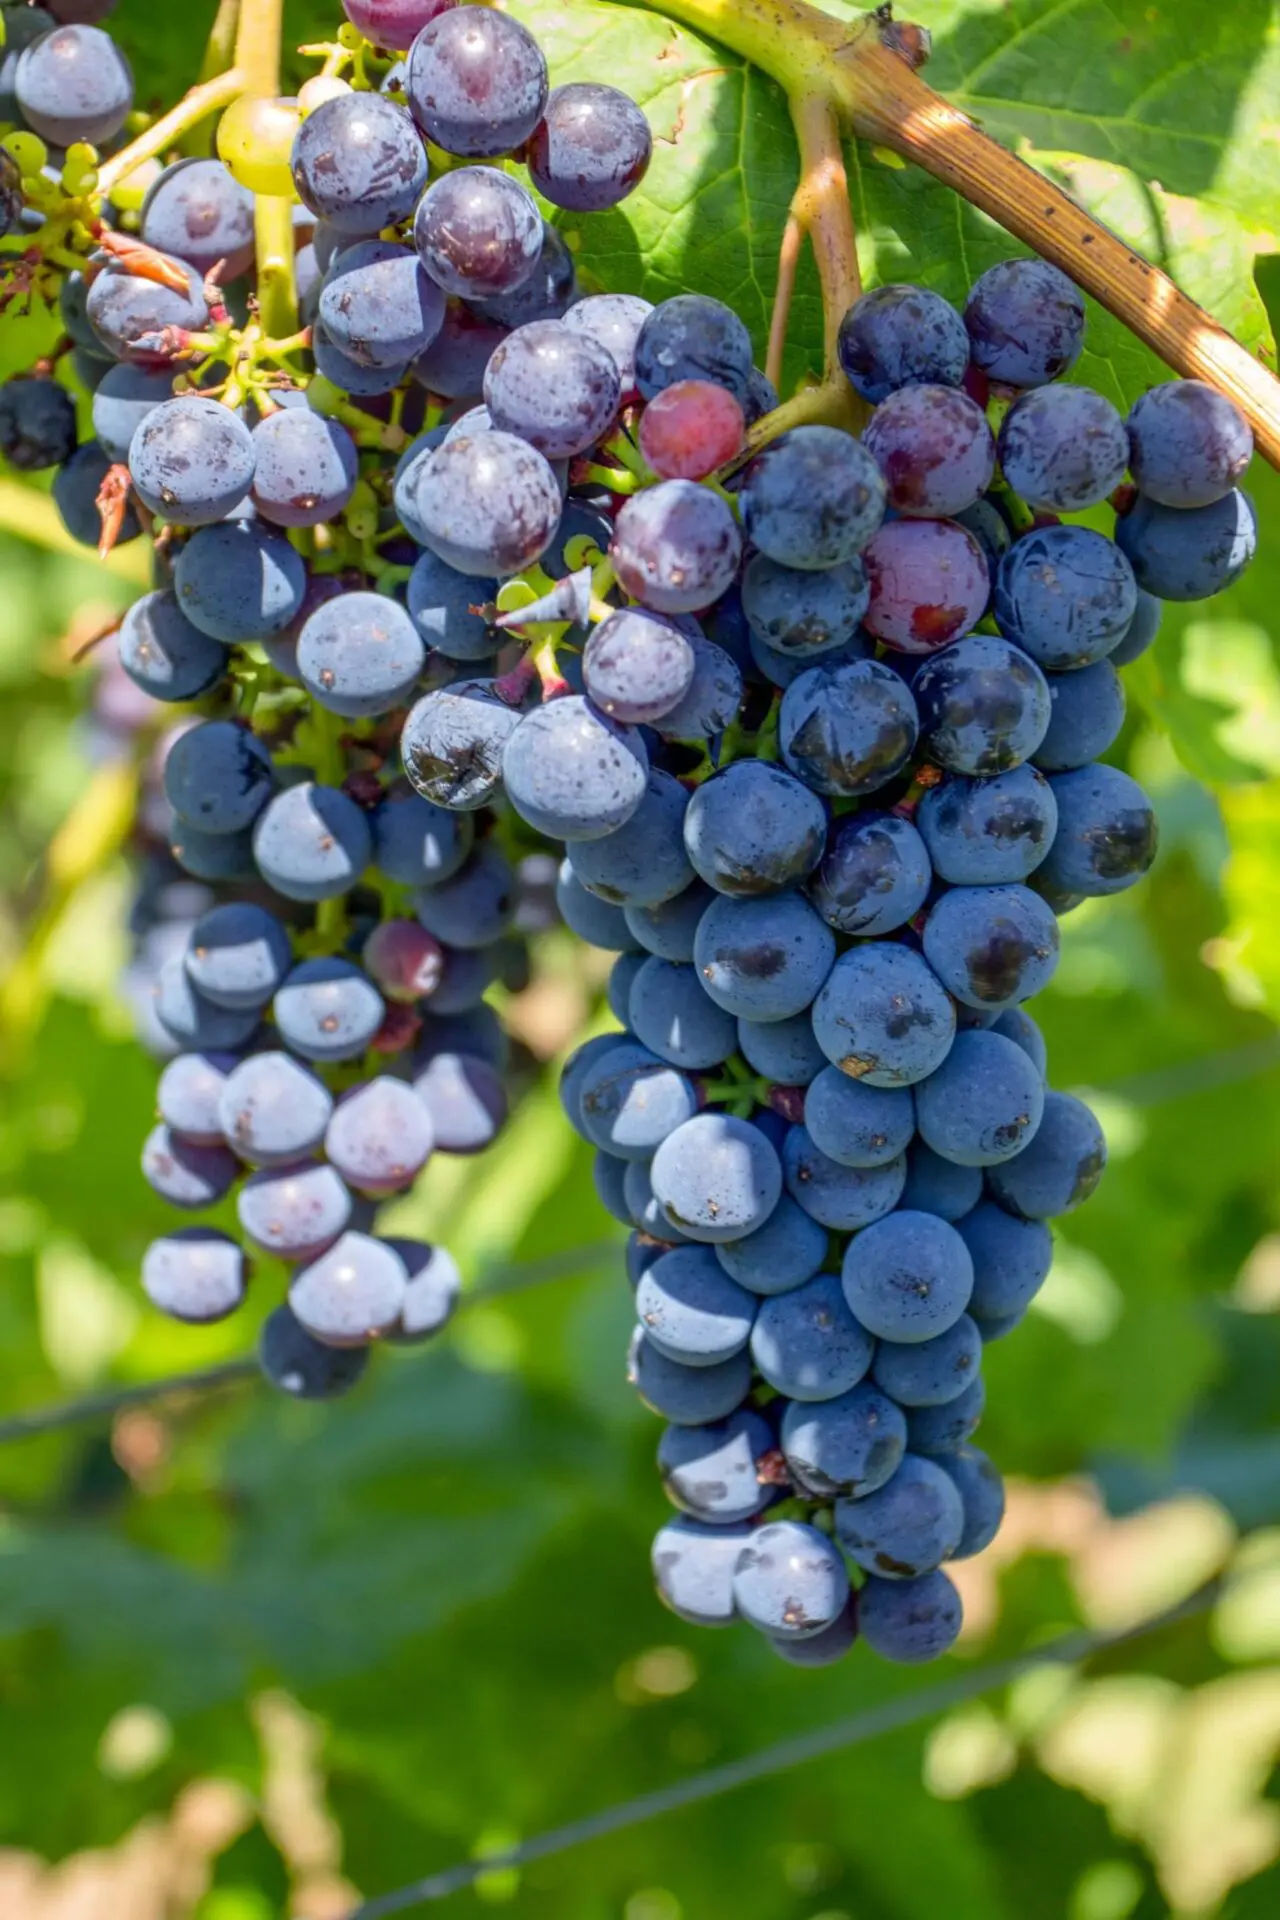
(1126, 379, 1252, 508)
(413, 166, 543, 300)
(781, 1128, 906, 1233)
(1033, 661, 1126, 772)
(629, 1329, 751, 1425)
(652, 1517, 752, 1626)
(291, 92, 428, 233)
(648, 1112, 783, 1244)
(568, 768, 694, 907)
(250, 408, 359, 527)
(635, 294, 754, 405)
(163, 721, 275, 835)
(298, 590, 426, 718)
(118, 590, 227, 703)
(562, 293, 653, 400)
(995, 525, 1137, 670)
(401, 679, 524, 811)
(657, 1408, 777, 1524)
(129, 396, 257, 526)
(781, 1383, 907, 1498)
(91, 366, 174, 464)
(0, 376, 78, 470)
(964, 259, 1085, 387)
(862, 517, 990, 652)
(838, 284, 970, 403)
(779, 657, 919, 798)
(325, 1080, 434, 1194)
(219, 1052, 334, 1167)
(259, 1304, 370, 1399)
(863, 384, 995, 518)
(803, 1068, 915, 1170)
(185, 902, 291, 1011)
(651, 634, 743, 740)
(142, 1230, 247, 1323)
(997, 383, 1130, 512)
(957, 1202, 1053, 1322)
(140, 157, 255, 280)
(142, 1123, 239, 1210)
(899, 1142, 983, 1223)
(714, 1194, 828, 1296)
(742, 426, 886, 570)
(342, 0, 456, 54)
(289, 1232, 409, 1346)
(806, 811, 931, 937)
(611, 481, 742, 615)
(414, 302, 509, 399)
(937, 1446, 1006, 1558)
(238, 1161, 354, 1263)
(372, 790, 472, 888)
(483, 318, 620, 458)
(628, 958, 737, 1070)
(872, 1314, 982, 1407)
(683, 761, 827, 898)
(413, 430, 563, 575)
(527, 82, 653, 213)
(406, 6, 548, 157)
(694, 890, 836, 1022)
(639, 379, 744, 481)
(502, 695, 648, 842)
(86, 255, 209, 365)
(1115, 488, 1257, 601)
(916, 764, 1059, 885)
(582, 608, 695, 725)
(732, 1520, 850, 1640)
(320, 240, 447, 369)
(15, 22, 133, 146)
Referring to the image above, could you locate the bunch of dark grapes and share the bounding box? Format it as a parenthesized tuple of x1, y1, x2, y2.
(0, 0, 1260, 1664)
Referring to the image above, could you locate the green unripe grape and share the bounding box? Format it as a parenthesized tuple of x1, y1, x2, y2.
(217, 95, 300, 197)
(107, 156, 163, 213)
(62, 144, 100, 196)
(3, 132, 48, 176)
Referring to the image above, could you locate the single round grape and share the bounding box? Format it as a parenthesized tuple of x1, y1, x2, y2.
(624, 878, 715, 962)
(252, 783, 373, 901)
(629, 1328, 751, 1425)
(325, 1078, 434, 1194)
(741, 426, 885, 569)
(639, 379, 744, 480)
(372, 789, 472, 888)
(406, 5, 547, 156)
(238, 1160, 354, 1262)
(779, 656, 918, 798)
(249, 407, 359, 528)
(1039, 763, 1158, 897)
(914, 1028, 1045, 1170)
(873, 1312, 982, 1407)
(412, 1050, 507, 1153)
(140, 157, 255, 279)
(684, 761, 826, 899)
(174, 520, 307, 644)
(527, 81, 652, 211)
(1115, 489, 1257, 601)
(693, 891, 835, 1023)
(782, 1127, 906, 1232)
(15, 22, 132, 146)
(1109, 588, 1162, 668)
(0, 376, 77, 471)
(297, 590, 426, 719)
(648, 1112, 782, 1244)
(899, 1142, 983, 1222)
(657, 1407, 778, 1524)
(998, 383, 1130, 511)
(502, 695, 648, 842)
(907, 1374, 986, 1453)
(53, 442, 142, 549)
(128, 395, 256, 526)
(957, 1201, 1053, 1322)
(1026, 661, 1126, 775)
(313, 319, 410, 396)
(623, 1160, 693, 1242)
(217, 94, 301, 197)
(914, 634, 1051, 775)
(713, 1193, 828, 1296)
(635, 1243, 757, 1366)
(163, 721, 274, 834)
(835, 1452, 966, 1578)
(153, 955, 261, 1052)
(259, 1303, 370, 1398)
(582, 608, 695, 725)
(291, 90, 427, 232)
(563, 292, 653, 400)
(635, 294, 754, 405)
(841, 1210, 973, 1343)
(837, 284, 969, 403)
(652, 1516, 752, 1626)
(415, 843, 515, 948)
(184, 902, 291, 1011)
(91, 366, 173, 465)
(995, 525, 1137, 671)
(651, 634, 744, 741)
(964, 259, 1084, 387)
(812, 943, 956, 1088)
(218, 1051, 334, 1166)
(740, 554, 869, 658)
(863, 517, 990, 652)
(857, 1569, 963, 1662)
(750, 1270, 874, 1401)
(319, 239, 446, 369)
(156, 1050, 238, 1145)
(987, 1089, 1106, 1219)
(780, 1382, 907, 1498)
(576, 1040, 698, 1160)
(806, 811, 931, 936)
(363, 920, 445, 1003)
(289, 1230, 408, 1345)
(804, 1067, 914, 1169)
(401, 679, 523, 811)
(483, 317, 620, 458)
(864, 384, 995, 518)
(86, 256, 208, 366)
(628, 958, 737, 1070)
(555, 862, 631, 949)
(142, 1229, 247, 1324)
(141, 1122, 239, 1210)
(611, 479, 742, 615)
(917, 764, 1058, 885)
(1127, 379, 1252, 508)
(413, 430, 562, 574)
(937, 1446, 1005, 1558)
(412, 164, 541, 300)
(732, 1519, 850, 1641)
(923, 882, 1060, 1011)
(273, 958, 385, 1063)
(736, 1013, 826, 1090)
(118, 590, 228, 703)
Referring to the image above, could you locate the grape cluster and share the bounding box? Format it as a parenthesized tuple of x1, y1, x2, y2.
(0, 0, 1261, 1663)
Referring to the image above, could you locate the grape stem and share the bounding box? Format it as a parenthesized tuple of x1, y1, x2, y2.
(631, 0, 1280, 469)
(96, 68, 247, 196)
(233, 0, 298, 340)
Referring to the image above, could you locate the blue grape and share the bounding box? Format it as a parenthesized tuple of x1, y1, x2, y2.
(415, 843, 515, 948)
(629, 1328, 751, 1424)
(414, 302, 508, 399)
(657, 1407, 778, 1524)
(405, 549, 497, 662)
(219, 1051, 333, 1166)
(252, 783, 373, 901)
(86, 256, 208, 366)
(995, 525, 1137, 671)
(413, 1050, 507, 1153)
(812, 943, 956, 1088)
(953, 495, 1012, 578)
(997, 383, 1130, 511)
(593, 1148, 632, 1225)
(1109, 588, 1162, 667)
(607, 951, 646, 1023)
(483, 317, 620, 458)
(15, 22, 131, 145)
(325, 1078, 434, 1193)
(741, 426, 885, 569)
(559, 1031, 629, 1134)
(804, 1066, 914, 1169)
(297, 590, 426, 719)
(273, 958, 385, 1063)
(624, 1159, 692, 1242)
(555, 861, 631, 948)
(1115, 488, 1257, 601)
(156, 1050, 237, 1144)
(837, 284, 969, 403)
(1127, 379, 1252, 508)
(417, 1002, 508, 1073)
(628, 958, 737, 1070)
(141, 1122, 238, 1209)
(651, 633, 744, 741)
(987, 1089, 1106, 1218)
(0, 376, 77, 470)
(142, 1229, 247, 1323)
(693, 891, 835, 1022)
(184, 902, 291, 1010)
(153, 956, 261, 1052)
(899, 1141, 983, 1222)
(562, 293, 653, 399)
(957, 1201, 1053, 1322)
(471, 221, 576, 327)
(782, 1127, 906, 1232)
(914, 633, 1051, 775)
(780, 1383, 907, 1497)
(652, 1516, 751, 1626)
(528, 81, 652, 211)
(732, 1520, 850, 1640)
(249, 407, 359, 527)
(937, 1445, 1006, 1557)
(289, 1231, 408, 1344)
(917, 764, 1058, 885)
(991, 1006, 1048, 1076)
(923, 883, 1060, 1010)
(414, 429, 562, 575)
(914, 1030, 1045, 1168)
(1039, 763, 1158, 897)
(736, 1013, 827, 1088)
(174, 520, 307, 643)
(857, 1569, 963, 1662)
(740, 554, 870, 657)
(163, 721, 274, 834)
(52, 442, 142, 548)
(385, 1238, 462, 1343)
(635, 1243, 757, 1366)
(1033, 662, 1125, 773)
(872, 1315, 982, 1406)
(238, 1159, 354, 1262)
(683, 761, 826, 899)
(964, 259, 1084, 387)
(713, 1194, 828, 1296)
(428, 943, 497, 1014)
(635, 294, 753, 404)
(140, 156, 255, 278)
(568, 768, 694, 907)
(863, 384, 996, 519)
(413, 165, 542, 300)
(841, 1210, 973, 1342)
(748, 626, 872, 691)
(91, 366, 173, 464)
(577, 1040, 698, 1160)
(291, 91, 427, 232)
(624, 879, 715, 962)
(834, 1452, 965, 1577)
(118, 590, 227, 702)
(259, 1303, 370, 1398)
(611, 481, 742, 616)
(372, 789, 472, 887)
(750, 1270, 874, 1400)
(649, 1112, 782, 1244)
(401, 679, 524, 811)
(806, 811, 931, 937)
(768, 1601, 858, 1666)
(582, 608, 695, 725)
(779, 656, 918, 797)
(906, 1375, 986, 1454)
(503, 695, 648, 842)
(320, 239, 445, 369)
(313, 320, 410, 396)
(406, 5, 547, 157)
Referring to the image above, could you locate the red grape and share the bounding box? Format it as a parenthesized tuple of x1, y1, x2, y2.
(863, 517, 989, 652)
(342, 0, 456, 53)
(639, 379, 745, 480)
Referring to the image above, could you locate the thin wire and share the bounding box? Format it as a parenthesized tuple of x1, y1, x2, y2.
(0, 1238, 620, 1445)
(345, 1578, 1224, 1917)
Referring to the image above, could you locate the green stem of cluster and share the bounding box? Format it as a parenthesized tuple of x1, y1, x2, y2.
(96, 68, 246, 196)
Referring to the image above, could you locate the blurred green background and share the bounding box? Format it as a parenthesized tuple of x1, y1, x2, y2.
(3, 1, 1280, 1915)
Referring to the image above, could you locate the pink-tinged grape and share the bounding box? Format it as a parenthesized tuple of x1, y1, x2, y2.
(862, 385, 995, 518)
(363, 920, 446, 1002)
(863, 517, 989, 652)
(325, 1078, 434, 1194)
(638, 379, 745, 480)
(342, 0, 457, 53)
(611, 480, 742, 614)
